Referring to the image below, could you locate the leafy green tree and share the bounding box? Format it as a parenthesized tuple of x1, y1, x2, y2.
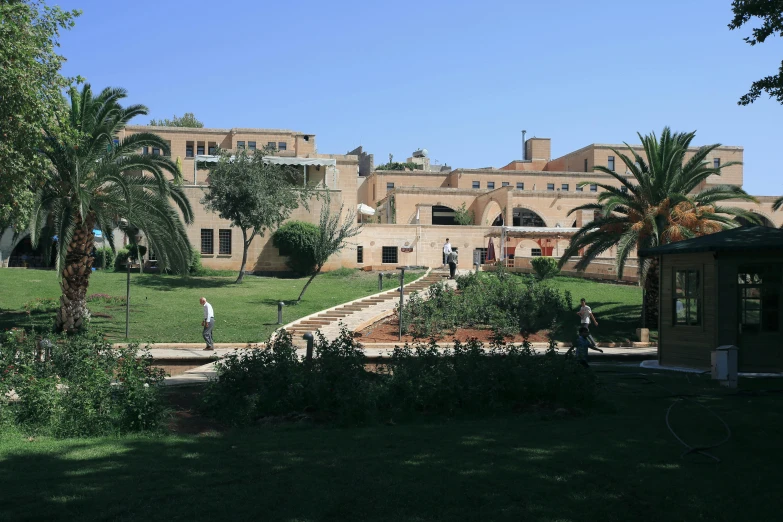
(453, 202, 474, 225)
(559, 127, 758, 327)
(272, 221, 320, 275)
(148, 112, 204, 128)
(729, 1, 783, 105)
(295, 194, 363, 302)
(201, 149, 315, 283)
(0, 0, 80, 230)
(29, 84, 194, 333)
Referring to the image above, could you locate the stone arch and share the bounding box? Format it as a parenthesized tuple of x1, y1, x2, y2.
(432, 205, 457, 226)
(514, 239, 543, 257)
(480, 200, 503, 226)
(6, 232, 56, 268)
(512, 207, 547, 227)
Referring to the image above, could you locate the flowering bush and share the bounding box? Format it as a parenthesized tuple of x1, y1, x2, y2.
(0, 331, 166, 437)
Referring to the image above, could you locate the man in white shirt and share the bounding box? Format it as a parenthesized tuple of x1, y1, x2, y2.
(200, 297, 215, 350)
(443, 238, 452, 267)
(577, 298, 598, 330)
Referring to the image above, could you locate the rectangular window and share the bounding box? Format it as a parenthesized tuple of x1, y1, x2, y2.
(357, 246, 364, 264)
(200, 229, 214, 255)
(267, 141, 276, 149)
(237, 141, 245, 150)
(386, 182, 395, 190)
(590, 184, 598, 192)
(674, 270, 700, 326)
(143, 146, 149, 155)
(278, 142, 287, 151)
(576, 185, 584, 192)
(487, 182, 495, 189)
(185, 144, 194, 158)
(531, 248, 542, 257)
(382, 246, 398, 264)
(472, 181, 480, 189)
(547, 183, 555, 191)
(516, 182, 524, 190)
(584, 159, 588, 172)
(475, 247, 488, 264)
(152, 147, 160, 156)
(739, 268, 781, 332)
(502, 182, 510, 187)
(197, 144, 205, 155)
(561, 183, 569, 191)
(208, 144, 217, 155)
(148, 249, 157, 261)
(608, 156, 615, 171)
(714, 158, 721, 169)
(218, 229, 232, 255)
(248, 141, 256, 151)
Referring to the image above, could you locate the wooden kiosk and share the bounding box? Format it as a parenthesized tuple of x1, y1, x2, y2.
(639, 226, 783, 372)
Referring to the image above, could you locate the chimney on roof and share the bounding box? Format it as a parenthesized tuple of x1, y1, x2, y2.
(521, 130, 527, 161)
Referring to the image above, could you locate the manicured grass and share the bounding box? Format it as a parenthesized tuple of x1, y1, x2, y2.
(546, 276, 651, 342)
(1, 367, 780, 521)
(0, 269, 422, 343)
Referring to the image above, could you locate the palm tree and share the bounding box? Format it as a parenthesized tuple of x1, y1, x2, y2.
(773, 196, 783, 217)
(559, 127, 758, 328)
(29, 84, 194, 333)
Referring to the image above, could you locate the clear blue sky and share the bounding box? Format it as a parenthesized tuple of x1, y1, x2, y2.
(55, 0, 782, 195)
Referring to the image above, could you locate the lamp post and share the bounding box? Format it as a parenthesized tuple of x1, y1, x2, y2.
(398, 267, 405, 341)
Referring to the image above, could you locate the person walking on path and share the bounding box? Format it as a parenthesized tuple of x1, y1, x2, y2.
(568, 326, 603, 368)
(447, 250, 458, 279)
(200, 297, 215, 350)
(442, 238, 452, 267)
(577, 298, 598, 331)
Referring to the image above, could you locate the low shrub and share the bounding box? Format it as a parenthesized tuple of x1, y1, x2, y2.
(189, 246, 204, 275)
(93, 247, 116, 270)
(203, 327, 598, 426)
(0, 330, 166, 437)
(531, 256, 560, 279)
(114, 248, 130, 271)
(272, 221, 319, 275)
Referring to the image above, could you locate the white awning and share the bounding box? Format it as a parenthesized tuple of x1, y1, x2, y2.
(357, 203, 375, 216)
(194, 155, 336, 167)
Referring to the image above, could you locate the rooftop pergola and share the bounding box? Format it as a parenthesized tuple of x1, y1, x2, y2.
(192, 155, 338, 187)
(485, 226, 579, 261)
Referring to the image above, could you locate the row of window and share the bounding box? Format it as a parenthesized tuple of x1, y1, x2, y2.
(588, 156, 722, 173)
(469, 180, 599, 192)
(200, 229, 232, 255)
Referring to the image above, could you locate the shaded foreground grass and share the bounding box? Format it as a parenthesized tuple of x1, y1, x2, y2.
(1, 367, 781, 521)
(0, 269, 422, 343)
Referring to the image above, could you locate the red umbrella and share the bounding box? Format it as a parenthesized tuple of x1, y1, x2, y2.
(486, 237, 496, 262)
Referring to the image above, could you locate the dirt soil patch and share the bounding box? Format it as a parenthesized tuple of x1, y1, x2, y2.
(356, 316, 551, 344)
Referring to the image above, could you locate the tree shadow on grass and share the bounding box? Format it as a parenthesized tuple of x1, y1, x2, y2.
(131, 275, 236, 291)
(0, 310, 55, 333)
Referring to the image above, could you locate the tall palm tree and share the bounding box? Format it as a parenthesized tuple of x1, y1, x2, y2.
(559, 127, 758, 328)
(773, 196, 783, 216)
(29, 84, 194, 333)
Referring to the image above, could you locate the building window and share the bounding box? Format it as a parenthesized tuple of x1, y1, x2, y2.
(576, 185, 584, 192)
(714, 158, 721, 169)
(516, 182, 524, 190)
(200, 229, 214, 255)
(475, 247, 488, 264)
(608, 156, 615, 171)
(185, 144, 193, 158)
(739, 267, 780, 332)
(152, 147, 160, 156)
(562, 183, 569, 191)
(197, 144, 205, 155)
(218, 229, 232, 255)
(249, 141, 256, 151)
(531, 248, 542, 257)
(148, 249, 157, 261)
(674, 269, 700, 326)
(208, 144, 217, 155)
(267, 141, 275, 149)
(357, 246, 364, 264)
(382, 246, 398, 264)
(472, 181, 480, 189)
(487, 182, 495, 189)
(547, 183, 555, 191)
(237, 141, 245, 150)
(621, 186, 628, 194)
(584, 159, 588, 172)
(143, 146, 149, 155)
(590, 184, 598, 192)
(278, 142, 287, 151)
(386, 182, 395, 190)
(502, 182, 510, 187)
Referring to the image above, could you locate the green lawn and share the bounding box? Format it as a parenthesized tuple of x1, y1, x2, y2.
(546, 276, 651, 342)
(1, 367, 780, 521)
(0, 269, 422, 343)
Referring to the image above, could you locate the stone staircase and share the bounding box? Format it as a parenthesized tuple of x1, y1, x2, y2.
(285, 270, 449, 338)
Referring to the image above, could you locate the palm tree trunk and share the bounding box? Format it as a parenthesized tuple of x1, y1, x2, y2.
(56, 215, 96, 333)
(643, 257, 660, 329)
(297, 266, 323, 302)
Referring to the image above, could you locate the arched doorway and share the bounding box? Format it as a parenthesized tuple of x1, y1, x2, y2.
(8, 234, 56, 268)
(512, 208, 546, 227)
(432, 205, 457, 225)
(736, 213, 776, 228)
(492, 214, 504, 226)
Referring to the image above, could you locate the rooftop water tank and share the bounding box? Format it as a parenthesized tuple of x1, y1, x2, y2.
(412, 148, 428, 158)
